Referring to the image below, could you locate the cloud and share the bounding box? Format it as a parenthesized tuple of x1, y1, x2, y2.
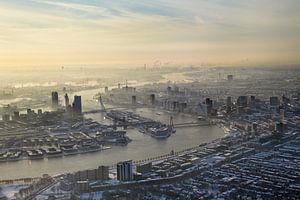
(30, 0, 110, 17)
(0, 0, 299, 67)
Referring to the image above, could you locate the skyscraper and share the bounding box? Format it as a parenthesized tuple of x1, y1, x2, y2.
(227, 75, 233, 81)
(132, 95, 136, 106)
(117, 160, 133, 181)
(237, 96, 248, 107)
(64, 93, 69, 108)
(270, 96, 279, 106)
(51, 91, 58, 108)
(205, 98, 213, 116)
(226, 96, 232, 113)
(73, 95, 82, 114)
(150, 94, 155, 106)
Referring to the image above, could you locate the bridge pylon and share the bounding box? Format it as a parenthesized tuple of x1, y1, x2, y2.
(99, 95, 106, 112)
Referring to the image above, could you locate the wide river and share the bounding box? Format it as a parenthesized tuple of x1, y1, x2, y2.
(0, 79, 224, 180)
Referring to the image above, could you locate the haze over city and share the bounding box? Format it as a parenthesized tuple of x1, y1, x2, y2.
(0, 0, 300, 68)
(1, 1, 300, 200)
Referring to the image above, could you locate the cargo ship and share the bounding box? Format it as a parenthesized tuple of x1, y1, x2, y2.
(6, 150, 22, 161)
(148, 126, 173, 139)
(60, 144, 79, 156)
(45, 147, 63, 158)
(78, 143, 104, 154)
(27, 149, 44, 160)
(141, 116, 175, 139)
(96, 129, 131, 145)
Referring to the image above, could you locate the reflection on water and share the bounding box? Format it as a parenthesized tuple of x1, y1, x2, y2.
(0, 106, 223, 180)
(0, 76, 223, 180)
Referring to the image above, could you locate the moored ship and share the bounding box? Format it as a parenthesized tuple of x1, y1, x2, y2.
(45, 147, 63, 158)
(27, 149, 44, 160)
(96, 129, 131, 145)
(149, 126, 172, 139)
(60, 144, 79, 156)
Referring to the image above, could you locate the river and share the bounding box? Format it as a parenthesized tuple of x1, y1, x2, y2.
(0, 74, 224, 180)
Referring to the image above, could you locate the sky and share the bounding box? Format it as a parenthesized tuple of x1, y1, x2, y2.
(0, 0, 299, 68)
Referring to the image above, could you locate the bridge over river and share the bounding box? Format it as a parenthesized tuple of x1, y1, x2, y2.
(83, 108, 213, 128)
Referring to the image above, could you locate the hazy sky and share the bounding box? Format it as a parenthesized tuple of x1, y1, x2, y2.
(0, 0, 299, 68)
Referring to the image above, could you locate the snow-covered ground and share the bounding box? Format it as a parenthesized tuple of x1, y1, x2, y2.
(81, 192, 103, 200)
(0, 184, 29, 199)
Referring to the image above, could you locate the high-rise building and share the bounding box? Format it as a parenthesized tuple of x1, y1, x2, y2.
(97, 166, 109, 180)
(150, 94, 155, 106)
(117, 160, 133, 181)
(167, 86, 172, 95)
(226, 96, 232, 113)
(179, 102, 187, 112)
(74, 166, 109, 181)
(37, 109, 42, 115)
(51, 91, 59, 108)
(73, 95, 82, 114)
(270, 96, 279, 106)
(276, 122, 287, 134)
(205, 98, 213, 116)
(252, 122, 258, 133)
(249, 96, 256, 106)
(174, 86, 179, 93)
(12, 111, 20, 121)
(237, 96, 248, 107)
(136, 162, 152, 174)
(2, 114, 10, 122)
(280, 108, 285, 122)
(173, 101, 178, 110)
(64, 93, 70, 108)
(132, 95, 136, 106)
(282, 95, 290, 105)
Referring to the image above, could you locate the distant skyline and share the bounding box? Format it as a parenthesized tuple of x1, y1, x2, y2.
(0, 0, 300, 68)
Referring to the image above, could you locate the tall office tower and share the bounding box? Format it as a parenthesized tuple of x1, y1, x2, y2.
(12, 111, 20, 121)
(73, 95, 82, 114)
(132, 95, 136, 106)
(64, 93, 70, 108)
(252, 122, 258, 134)
(276, 122, 287, 134)
(167, 86, 172, 95)
(117, 160, 133, 181)
(37, 109, 42, 115)
(227, 75, 233, 81)
(51, 91, 59, 108)
(237, 96, 248, 107)
(282, 95, 290, 105)
(249, 96, 256, 106)
(150, 94, 155, 106)
(280, 108, 285, 122)
(2, 114, 10, 122)
(174, 86, 179, 93)
(97, 166, 109, 180)
(179, 102, 187, 112)
(226, 96, 232, 113)
(270, 96, 279, 106)
(136, 162, 152, 174)
(205, 98, 213, 116)
(172, 101, 178, 110)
